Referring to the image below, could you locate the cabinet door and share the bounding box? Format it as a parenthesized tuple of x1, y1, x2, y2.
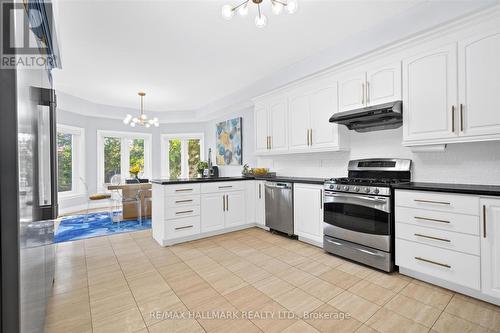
(402, 44, 458, 144)
(288, 94, 310, 152)
(254, 105, 269, 153)
(225, 191, 246, 228)
(269, 98, 289, 152)
(293, 184, 323, 244)
(338, 72, 366, 112)
(310, 81, 339, 150)
(255, 181, 266, 227)
(480, 198, 500, 299)
(200, 193, 225, 233)
(245, 181, 256, 224)
(459, 31, 500, 138)
(366, 62, 402, 106)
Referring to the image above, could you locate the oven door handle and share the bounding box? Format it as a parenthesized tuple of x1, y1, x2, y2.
(324, 192, 390, 213)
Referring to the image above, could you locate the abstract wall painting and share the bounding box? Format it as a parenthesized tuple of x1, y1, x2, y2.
(216, 117, 242, 165)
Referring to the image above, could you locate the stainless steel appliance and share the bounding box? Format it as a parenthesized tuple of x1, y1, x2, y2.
(323, 159, 411, 272)
(0, 1, 60, 331)
(329, 100, 402, 132)
(265, 182, 294, 235)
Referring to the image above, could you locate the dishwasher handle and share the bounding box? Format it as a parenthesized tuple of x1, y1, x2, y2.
(265, 182, 292, 189)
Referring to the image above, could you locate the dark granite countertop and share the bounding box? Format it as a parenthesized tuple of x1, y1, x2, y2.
(151, 176, 328, 185)
(392, 182, 500, 197)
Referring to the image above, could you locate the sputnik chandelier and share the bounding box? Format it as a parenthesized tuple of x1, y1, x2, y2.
(222, 0, 298, 28)
(123, 92, 159, 128)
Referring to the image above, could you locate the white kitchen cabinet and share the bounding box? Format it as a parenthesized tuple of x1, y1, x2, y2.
(254, 104, 269, 153)
(225, 191, 246, 227)
(253, 97, 288, 154)
(402, 43, 458, 145)
(293, 184, 323, 246)
(338, 71, 366, 112)
(201, 193, 225, 233)
(458, 30, 500, 139)
(288, 93, 310, 151)
(480, 198, 500, 299)
(255, 181, 266, 227)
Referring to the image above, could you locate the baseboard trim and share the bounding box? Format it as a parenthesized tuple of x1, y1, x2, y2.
(58, 201, 111, 216)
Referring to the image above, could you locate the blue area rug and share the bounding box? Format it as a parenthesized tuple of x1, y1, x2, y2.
(55, 211, 151, 243)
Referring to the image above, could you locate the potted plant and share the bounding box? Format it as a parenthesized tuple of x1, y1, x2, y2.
(197, 161, 209, 177)
(129, 165, 141, 182)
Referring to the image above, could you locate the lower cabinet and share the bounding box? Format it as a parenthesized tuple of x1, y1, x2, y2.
(225, 191, 246, 227)
(480, 198, 500, 299)
(293, 183, 323, 246)
(201, 190, 246, 232)
(255, 181, 266, 227)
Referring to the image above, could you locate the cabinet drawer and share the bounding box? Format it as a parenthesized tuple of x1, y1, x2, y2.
(395, 190, 479, 215)
(166, 216, 200, 239)
(395, 206, 479, 235)
(396, 222, 480, 255)
(166, 206, 200, 220)
(396, 238, 480, 290)
(201, 181, 247, 194)
(165, 195, 200, 208)
(164, 184, 200, 196)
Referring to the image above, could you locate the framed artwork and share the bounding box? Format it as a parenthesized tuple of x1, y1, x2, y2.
(216, 117, 242, 165)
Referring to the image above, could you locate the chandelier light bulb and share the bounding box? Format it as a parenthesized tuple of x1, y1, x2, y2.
(154, 122, 160, 127)
(123, 114, 132, 124)
(238, 4, 249, 16)
(255, 14, 267, 28)
(140, 114, 147, 120)
(132, 117, 138, 123)
(287, 0, 298, 14)
(272, 2, 283, 15)
(145, 123, 151, 128)
(130, 122, 136, 127)
(222, 4, 234, 20)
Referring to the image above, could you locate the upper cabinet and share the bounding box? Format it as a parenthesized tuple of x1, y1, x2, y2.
(338, 62, 401, 112)
(254, 96, 288, 154)
(403, 28, 500, 146)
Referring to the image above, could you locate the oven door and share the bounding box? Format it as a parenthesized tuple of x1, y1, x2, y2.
(323, 191, 391, 251)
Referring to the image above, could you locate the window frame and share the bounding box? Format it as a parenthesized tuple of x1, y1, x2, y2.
(97, 130, 152, 191)
(57, 124, 85, 198)
(161, 133, 205, 179)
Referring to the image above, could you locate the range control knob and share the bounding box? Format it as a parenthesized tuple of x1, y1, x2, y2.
(329, 185, 334, 190)
(373, 188, 380, 194)
(343, 186, 350, 191)
(335, 185, 341, 190)
(364, 187, 371, 193)
(354, 187, 360, 192)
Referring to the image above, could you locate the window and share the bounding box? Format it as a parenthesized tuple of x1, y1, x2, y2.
(97, 130, 152, 190)
(161, 134, 204, 179)
(57, 125, 85, 196)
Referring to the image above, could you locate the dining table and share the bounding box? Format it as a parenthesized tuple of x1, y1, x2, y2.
(107, 183, 152, 220)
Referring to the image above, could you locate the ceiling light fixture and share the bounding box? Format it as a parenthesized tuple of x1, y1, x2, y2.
(123, 92, 159, 128)
(222, 0, 298, 28)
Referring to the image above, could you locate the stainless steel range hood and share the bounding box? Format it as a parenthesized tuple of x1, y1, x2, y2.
(329, 101, 402, 133)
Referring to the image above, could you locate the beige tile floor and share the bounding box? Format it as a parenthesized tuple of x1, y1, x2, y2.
(44, 227, 500, 333)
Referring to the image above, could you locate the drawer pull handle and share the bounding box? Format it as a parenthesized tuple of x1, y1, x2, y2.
(175, 225, 193, 231)
(175, 210, 194, 215)
(414, 216, 450, 224)
(175, 199, 193, 203)
(415, 256, 451, 269)
(414, 199, 450, 205)
(218, 185, 233, 189)
(414, 233, 451, 243)
(176, 188, 193, 192)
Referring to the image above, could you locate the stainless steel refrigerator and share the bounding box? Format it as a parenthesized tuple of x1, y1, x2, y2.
(0, 1, 60, 332)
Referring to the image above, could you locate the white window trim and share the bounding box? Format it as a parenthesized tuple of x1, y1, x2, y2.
(57, 124, 86, 198)
(161, 133, 205, 178)
(97, 130, 152, 192)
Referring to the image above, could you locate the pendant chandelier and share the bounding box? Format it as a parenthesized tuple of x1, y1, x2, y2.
(123, 92, 159, 128)
(222, 0, 298, 28)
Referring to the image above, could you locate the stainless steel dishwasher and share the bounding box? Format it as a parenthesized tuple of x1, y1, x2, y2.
(265, 182, 294, 235)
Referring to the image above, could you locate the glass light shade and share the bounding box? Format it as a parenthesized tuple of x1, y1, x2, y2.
(130, 122, 136, 127)
(145, 123, 151, 128)
(221, 5, 234, 20)
(255, 14, 267, 28)
(140, 114, 147, 120)
(287, 0, 298, 14)
(272, 2, 283, 15)
(154, 122, 160, 127)
(132, 117, 138, 123)
(123, 114, 132, 124)
(153, 117, 159, 122)
(238, 4, 248, 16)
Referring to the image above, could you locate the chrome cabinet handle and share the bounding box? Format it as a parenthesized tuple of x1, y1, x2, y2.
(223, 195, 225, 211)
(176, 188, 193, 192)
(309, 128, 313, 146)
(483, 205, 487, 238)
(175, 210, 193, 215)
(175, 225, 193, 231)
(258, 183, 261, 199)
(226, 194, 229, 211)
(414, 233, 451, 243)
(415, 256, 451, 269)
(218, 185, 232, 189)
(175, 199, 193, 203)
(452, 105, 455, 132)
(460, 104, 464, 132)
(306, 129, 309, 146)
(269, 136, 272, 149)
(361, 83, 365, 104)
(320, 189, 323, 209)
(366, 81, 370, 104)
(414, 199, 450, 205)
(414, 216, 450, 224)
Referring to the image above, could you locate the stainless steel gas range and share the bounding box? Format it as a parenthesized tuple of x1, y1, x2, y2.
(323, 158, 411, 272)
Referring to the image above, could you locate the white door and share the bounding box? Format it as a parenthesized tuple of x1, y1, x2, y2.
(480, 198, 500, 299)
(269, 98, 289, 152)
(402, 44, 458, 144)
(338, 72, 366, 112)
(255, 181, 266, 227)
(225, 191, 246, 227)
(310, 81, 339, 150)
(459, 30, 500, 138)
(288, 94, 310, 152)
(200, 193, 225, 233)
(366, 62, 402, 106)
(293, 184, 323, 245)
(254, 105, 269, 153)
